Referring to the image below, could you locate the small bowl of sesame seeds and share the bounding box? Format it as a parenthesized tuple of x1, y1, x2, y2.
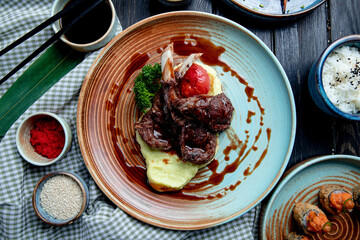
(308, 35, 360, 120)
(32, 171, 89, 226)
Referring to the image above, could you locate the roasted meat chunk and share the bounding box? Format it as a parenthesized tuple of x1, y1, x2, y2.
(173, 93, 234, 132)
(135, 91, 172, 150)
(179, 122, 217, 165)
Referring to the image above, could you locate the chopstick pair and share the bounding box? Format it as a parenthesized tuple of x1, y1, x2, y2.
(0, 0, 106, 85)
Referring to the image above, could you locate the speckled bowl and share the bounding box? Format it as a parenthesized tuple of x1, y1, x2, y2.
(222, 0, 326, 22)
(51, 0, 118, 52)
(32, 171, 89, 226)
(16, 112, 72, 166)
(308, 35, 360, 121)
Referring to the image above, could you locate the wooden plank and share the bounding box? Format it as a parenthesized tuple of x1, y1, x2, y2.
(186, 0, 212, 11)
(113, 0, 151, 28)
(329, 0, 360, 156)
(273, 4, 330, 166)
(329, 0, 360, 41)
(114, 0, 212, 28)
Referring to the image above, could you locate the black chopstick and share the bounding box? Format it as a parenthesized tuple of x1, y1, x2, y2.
(0, 0, 105, 85)
(0, 0, 89, 57)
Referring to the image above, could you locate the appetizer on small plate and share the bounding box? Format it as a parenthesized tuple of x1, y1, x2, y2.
(293, 202, 331, 235)
(319, 184, 355, 214)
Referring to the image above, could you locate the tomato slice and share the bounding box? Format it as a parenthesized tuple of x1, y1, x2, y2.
(180, 63, 210, 97)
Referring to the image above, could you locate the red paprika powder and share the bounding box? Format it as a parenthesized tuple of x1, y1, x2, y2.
(30, 117, 65, 159)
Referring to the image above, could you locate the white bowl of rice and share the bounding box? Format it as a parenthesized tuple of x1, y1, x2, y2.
(308, 35, 360, 120)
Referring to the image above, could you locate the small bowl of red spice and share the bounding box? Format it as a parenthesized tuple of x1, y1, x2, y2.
(16, 112, 72, 166)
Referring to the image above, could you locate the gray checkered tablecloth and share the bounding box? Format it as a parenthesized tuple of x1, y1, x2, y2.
(0, 0, 261, 239)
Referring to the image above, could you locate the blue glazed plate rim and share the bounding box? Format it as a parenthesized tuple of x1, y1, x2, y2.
(260, 154, 360, 239)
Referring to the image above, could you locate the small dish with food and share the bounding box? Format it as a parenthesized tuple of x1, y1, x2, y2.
(77, 11, 296, 229)
(51, 0, 118, 52)
(260, 154, 360, 240)
(223, 0, 326, 21)
(308, 35, 360, 120)
(16, 112, 72, 166)
(32, 171, 89, 226)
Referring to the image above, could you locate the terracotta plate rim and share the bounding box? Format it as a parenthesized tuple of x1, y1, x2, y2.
(259, 154, 360, 239)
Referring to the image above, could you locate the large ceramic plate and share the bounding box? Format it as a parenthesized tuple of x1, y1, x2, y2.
(77, 11, 296, 230)
(260, 155, 360, 239)
(224, 0, 326, 20)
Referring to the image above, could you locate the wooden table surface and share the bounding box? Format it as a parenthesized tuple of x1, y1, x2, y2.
(113, 0, 360, 170)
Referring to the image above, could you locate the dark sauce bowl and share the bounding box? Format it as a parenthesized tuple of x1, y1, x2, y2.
(51, 0, 118, 52)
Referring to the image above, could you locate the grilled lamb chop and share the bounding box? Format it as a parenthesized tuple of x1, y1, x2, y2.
(134, 90, 172, 150)
(179, 122, 217, 165)
(172, 93, 234, 132)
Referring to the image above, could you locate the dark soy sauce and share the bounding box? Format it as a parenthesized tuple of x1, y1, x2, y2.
(61, 0, 112, 44)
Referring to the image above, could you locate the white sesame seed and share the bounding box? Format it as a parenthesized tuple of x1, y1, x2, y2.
(40, 175, 83, 220)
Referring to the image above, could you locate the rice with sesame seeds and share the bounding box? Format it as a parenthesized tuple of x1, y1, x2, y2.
(322, 45, 360, 114)
(40, 175, 83, 220)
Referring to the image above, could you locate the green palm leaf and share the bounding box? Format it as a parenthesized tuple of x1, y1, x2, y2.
(0, 42, 85, 137)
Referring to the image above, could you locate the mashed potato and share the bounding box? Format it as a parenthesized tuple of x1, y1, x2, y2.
(136, 63, 222, 192)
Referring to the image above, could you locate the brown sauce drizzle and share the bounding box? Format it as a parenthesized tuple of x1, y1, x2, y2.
(245, 85, 255, 102)
(107, 52, 151, 188)
(247, 110, 256, 124)
(107, 34, 271, 200)
(244, 128, 271, 176)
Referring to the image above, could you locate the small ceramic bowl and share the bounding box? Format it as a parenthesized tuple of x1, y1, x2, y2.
(16, 112, 72, 166)
(51, 0, 118, 52)
(308, 35, 360, 120)
(32, 171, 89, 226)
